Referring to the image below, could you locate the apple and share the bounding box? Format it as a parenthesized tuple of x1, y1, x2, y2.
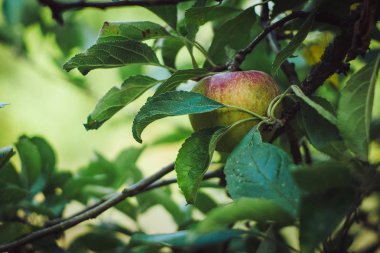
(189, 70, 280, 152)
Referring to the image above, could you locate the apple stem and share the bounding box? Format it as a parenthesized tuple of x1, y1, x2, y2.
(226, 105, 267, 121)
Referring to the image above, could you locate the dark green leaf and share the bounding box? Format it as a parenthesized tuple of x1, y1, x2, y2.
(256, 227, 277, 253)
(272, 14, 314, 75)
(0, 183, 28, 205)
(272, 0, 305, 18)
(371, 119, 380, 141)
(0, 163, 21, 186)
(69, 231, 124, 252)
(292, 161, 353, 194)
(132, 91, 225, 143)
(298, 97, 353, 160)
(63, 40, 159, 75)
(175, 127, 228, 203)
(225, 127, 301, 217)
(0, 146, 15, 168)
(97, 21, 171, 43)
(15, 136, 42, 189)
(154, 68, 209, 95)
(85, 75, 159, 130)
(196, 198, 293, 233)
(300, 189, 355, 253)
(185, 6, 241, 26)
(0, 222, 31, 244)
(114, 147, 145, 183)
(337, 54, 380, 161)
(31, 137, 56, 177)
(145, 5, 177, 29)
(194, 191, 218, 214)
(132, 229, 251, 247)
(292, 85, 337, 125)
(205, 7, 256, 67)
(161, 37, 184, 69)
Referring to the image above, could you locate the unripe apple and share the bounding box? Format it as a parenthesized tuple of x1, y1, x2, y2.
(189, 71, 280, 152)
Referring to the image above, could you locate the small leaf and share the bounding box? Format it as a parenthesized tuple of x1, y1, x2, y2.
(300, 189, 355, 253)
(196, 198, 293, 233)
(225, 127, 301, 217)
(145, 5, 177, 29)
(85, 75, 159, 130)
(175, 127, 228, 203)
(63, 40, 159, 75)
(272, 13, 314, 75)
(161, 37, 184, 69)
(185, 6, 241, 26)
(204, 7, 256, 68)
(292, 161, 353, 194)
(97, 21, 171, 43)
(0, 146, 15, 168)
(15, 136, 42, 190)
(337, 54, 380, 161)
(154, 68, 209, 95)
(291, 85, 337, 125)
(132, 91, 225, 143)
(132, 229, 254, 247)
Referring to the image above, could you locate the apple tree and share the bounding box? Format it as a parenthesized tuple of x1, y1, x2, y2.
(1, 0, 380, 252)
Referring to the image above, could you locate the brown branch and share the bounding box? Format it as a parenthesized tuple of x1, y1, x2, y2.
(0, 162, 175, 252)
(38, 0, 183, 23)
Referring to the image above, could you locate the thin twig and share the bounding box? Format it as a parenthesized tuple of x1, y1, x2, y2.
(38, 0, 183, 23)
(0, 163, 175, 252)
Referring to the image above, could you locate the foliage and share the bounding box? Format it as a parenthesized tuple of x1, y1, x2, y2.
(1, 0, 380, 253)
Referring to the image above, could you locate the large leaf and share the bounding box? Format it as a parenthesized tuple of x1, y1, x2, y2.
(272, 13, 314, 75)
(205, 7, 256, 67)
(132, 91, 225, 143)
(132, 229, 250, 247)
(154, 68, 209, 95)
(175, 127, 228, 203)
(225, 127, 301, 217)
(291, 85, 337, 125)
(145, 5, 177, 29)
(196, 198, 293, 233)
(300, 189, 355, 253)
(97, 21, 171, 43)
(292, 161, 353, 194)
(297, 97, 353, 160)
(337, 55, 380, 161)
(63, 40, 159, 75)
(85, 75, 159, 130)
(185, 6, 241, 26)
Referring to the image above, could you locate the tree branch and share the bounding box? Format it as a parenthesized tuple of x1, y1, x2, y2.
(38, 0, 183, 23)
(0, 162, 175, 252)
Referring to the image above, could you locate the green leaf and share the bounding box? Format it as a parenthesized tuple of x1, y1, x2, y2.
(31, 137, 56, 177)
(205, 7, 256, 67)
(63, 40, 159, 75)
(154, 68, 209, 95)
(292, 161, 353, 194)
(132, 91, 225, 143)
(161, 37, 184, 69)
(0, 146, 15, 169)
(175, 127, 228, 203)
(272, 13, 314, 75)
(15, 136, 42, 190)
(132, 229, 252, 247)
(225, 127, 301, 217)
(145, 5, 177, 29)
(0, 183, 28, 205)
(337, 54, 380, 161)
(0, 222, 32, 244)
(85, 75, 159, 130)
(196, 198, 294, 233)
(300, 189, 355, 253)
(291, 85, 338, 125)
(152, 126, 192, 145)
(97, 21, 171, 43)
(185, 6, 241, 26)
(298, 97, 353, 160)
(194, 191, 218, 214)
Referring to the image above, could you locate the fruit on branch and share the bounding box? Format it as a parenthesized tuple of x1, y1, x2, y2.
(189, 70, 280, 152)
